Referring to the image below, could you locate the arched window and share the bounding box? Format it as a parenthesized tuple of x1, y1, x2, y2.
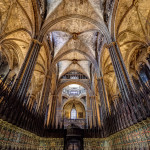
(71, 108, 77, 119)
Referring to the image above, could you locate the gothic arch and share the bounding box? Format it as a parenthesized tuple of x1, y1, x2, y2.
(62, 98, 86, 111)
(57, 80, 92, 95)
(52, 49, 98, 72)
(42, 14, 111, 43)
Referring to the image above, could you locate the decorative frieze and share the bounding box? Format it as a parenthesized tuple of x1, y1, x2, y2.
(0, 119, 64, 150)
(84, 118, 150, 150)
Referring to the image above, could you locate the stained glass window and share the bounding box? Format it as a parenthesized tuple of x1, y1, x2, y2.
(71, 108, 77, 119)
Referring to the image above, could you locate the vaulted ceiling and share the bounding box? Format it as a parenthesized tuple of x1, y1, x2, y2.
(1, 0, 149, 98)
(45, 0, 104, 80)
(115, 0, 150, 74)
(0, 0, 106, 97)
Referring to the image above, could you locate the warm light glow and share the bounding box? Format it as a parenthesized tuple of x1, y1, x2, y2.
(71, 108, 77, 119)
(69, 84, 80, 88)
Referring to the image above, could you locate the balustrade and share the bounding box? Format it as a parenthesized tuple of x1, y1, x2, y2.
(62, 89, 86, 97)
(63, 118, 86, 129)
(61, 71, 88, 80)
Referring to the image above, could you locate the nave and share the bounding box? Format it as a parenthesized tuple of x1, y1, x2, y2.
(0, 0, 150, 149)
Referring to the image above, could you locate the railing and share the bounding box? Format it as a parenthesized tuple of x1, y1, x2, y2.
(63, 118, 86, 129)
(61, 74, 88, 80)
(62, 89, 86, 96)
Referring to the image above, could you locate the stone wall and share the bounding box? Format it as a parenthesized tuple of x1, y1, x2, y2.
(84, 118, 150, 150)
(0, 119, 64, 150)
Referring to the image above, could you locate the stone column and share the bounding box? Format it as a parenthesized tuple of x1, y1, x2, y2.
(107, 42, 146, 123)
(49, 95, 57, 129)
(97, 78, 108, 119)
(95, 95, 101, 128)
(107, 42, 132, 101)
(39, 75, 51, 116)
(13, 36, 44, 100)
(46, 93, 53, 126)
(2, 35, 44, 122)
(96, 77, 109, 137)
(55, 108, 62, 129)
(86, 93, 91, 110)
(90, 96, 96, 127)
(86, 110, 92, 129)
(37, 76, 47, 111)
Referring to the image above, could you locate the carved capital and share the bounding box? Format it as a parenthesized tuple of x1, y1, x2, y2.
(106, 41, 116, 49)
(32, 39, 43, 46)
(97, 77, 103, 80)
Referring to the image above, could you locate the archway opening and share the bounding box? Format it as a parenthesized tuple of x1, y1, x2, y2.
(60, 84, 87, 129)
(62, 84, 86, 97)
